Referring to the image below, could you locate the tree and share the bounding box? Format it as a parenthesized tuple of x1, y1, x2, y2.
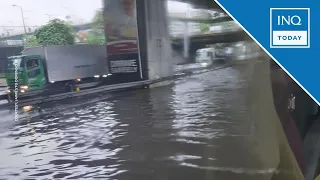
(82, 9, 106, 45)
(91, 9, 104, 30)
(86, 31, 106, 45)
(34, 19, 75, 45)
(23, 35, 40, 49)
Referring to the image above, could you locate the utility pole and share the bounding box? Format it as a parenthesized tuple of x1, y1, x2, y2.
(12, 4, 27, 34)
(46, 14, 53, 21)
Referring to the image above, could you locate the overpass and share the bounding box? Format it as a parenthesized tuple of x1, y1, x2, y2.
(0, 17, 232, 41)
(0, 13, 242, 63)
(0, 3, 232, 43)
(0, 0, 248, 78)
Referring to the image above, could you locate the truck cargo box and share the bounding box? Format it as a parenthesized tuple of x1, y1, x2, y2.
(23, 45, 108, 82)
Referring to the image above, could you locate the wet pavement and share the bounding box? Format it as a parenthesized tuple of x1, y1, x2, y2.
(0, 62, 277, 180)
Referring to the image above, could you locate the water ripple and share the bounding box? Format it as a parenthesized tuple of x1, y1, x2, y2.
(0, 64, 281, 179)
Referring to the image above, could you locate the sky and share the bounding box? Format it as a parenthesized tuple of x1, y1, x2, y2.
(0, 0, 191, 35)
(0, 0, 103, 34)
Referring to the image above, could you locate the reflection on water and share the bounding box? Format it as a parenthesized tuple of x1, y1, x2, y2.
(0, 65, 275, 179)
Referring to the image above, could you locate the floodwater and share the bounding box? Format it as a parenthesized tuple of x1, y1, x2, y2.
(0, 62, 279, 180)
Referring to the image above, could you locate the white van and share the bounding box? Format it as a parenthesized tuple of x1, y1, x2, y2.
(195, 48, 215, 64)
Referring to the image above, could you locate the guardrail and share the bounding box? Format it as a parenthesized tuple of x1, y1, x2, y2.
(0, 80, 153, 109)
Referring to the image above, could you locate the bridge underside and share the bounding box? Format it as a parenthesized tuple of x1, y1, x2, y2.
(171, 31, 250, 47)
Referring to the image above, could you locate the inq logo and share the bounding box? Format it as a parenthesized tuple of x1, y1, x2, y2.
(277, 15, 302, 26)
(270, 8, 310, 48)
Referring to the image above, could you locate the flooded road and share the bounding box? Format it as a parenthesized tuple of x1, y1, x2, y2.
(0, 63, 277, 180)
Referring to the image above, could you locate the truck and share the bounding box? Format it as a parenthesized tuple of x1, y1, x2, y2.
(195, 48, 215, 64)
(214, 41, 264, 62)
(5, 45, 110, 99)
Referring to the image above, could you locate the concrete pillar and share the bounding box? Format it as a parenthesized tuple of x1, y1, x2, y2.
(183, 8, 191, 61)
(183, 22, 190, 60)
(142, 0, 174, 83)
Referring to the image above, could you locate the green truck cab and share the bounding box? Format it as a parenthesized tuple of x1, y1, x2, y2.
(6, 55, 46, 95)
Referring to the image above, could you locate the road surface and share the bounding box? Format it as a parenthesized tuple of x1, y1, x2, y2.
(0, 59, 289, 180)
